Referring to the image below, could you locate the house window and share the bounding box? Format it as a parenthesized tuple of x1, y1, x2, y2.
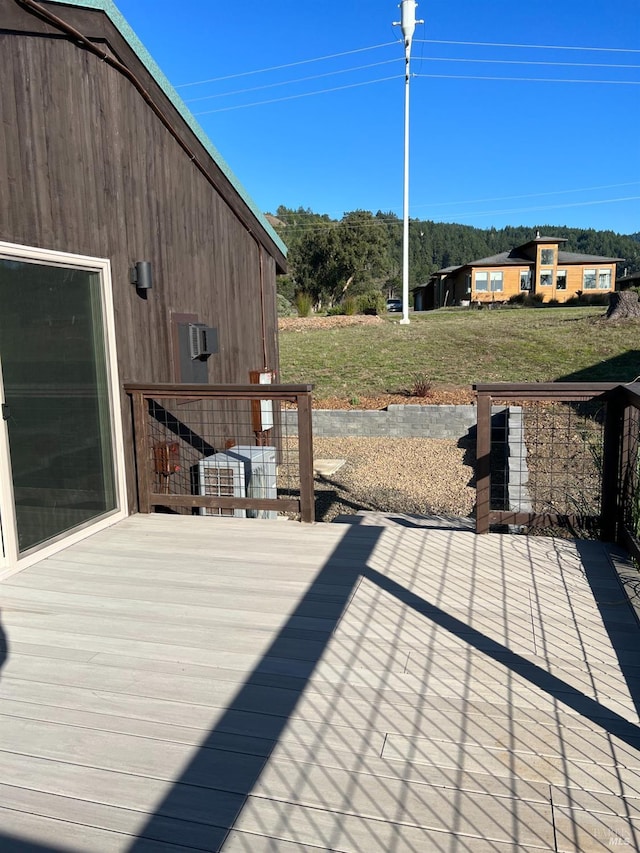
(556, 270, 567, 290)
(520, 270, 531, 291)
(490, 271, 503, 292)
(474, 271, 488, 292)
(583, 269, 597, 290)
(540, 269, 553, 287)
(598, 269, 612, 289)
(540, 248, 555, 265)
(465, 273, 471, 295)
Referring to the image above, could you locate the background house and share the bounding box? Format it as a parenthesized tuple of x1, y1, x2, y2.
(617, 270, 640, 291)
(0, 0, 287, 569)
(415, 232, 622, 309)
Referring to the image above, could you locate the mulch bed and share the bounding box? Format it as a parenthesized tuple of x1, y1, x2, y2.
(314, 388, 475, 409)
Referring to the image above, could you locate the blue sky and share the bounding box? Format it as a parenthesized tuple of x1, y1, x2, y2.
(115, 0, 640, 234)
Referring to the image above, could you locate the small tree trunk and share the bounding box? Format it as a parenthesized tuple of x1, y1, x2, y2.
(605, 290, 640, 320)
(341, 274, 355, 295)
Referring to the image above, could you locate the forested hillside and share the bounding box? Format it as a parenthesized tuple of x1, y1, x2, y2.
(269, 206, 640, 306)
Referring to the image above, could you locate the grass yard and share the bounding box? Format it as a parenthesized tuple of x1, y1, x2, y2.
(279, 307, 640, 399)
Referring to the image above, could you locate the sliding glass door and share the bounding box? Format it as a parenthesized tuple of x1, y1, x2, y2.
(0, 246, 124, 561)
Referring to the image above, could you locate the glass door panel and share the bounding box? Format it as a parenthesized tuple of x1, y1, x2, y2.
(0, 259, 116, 554)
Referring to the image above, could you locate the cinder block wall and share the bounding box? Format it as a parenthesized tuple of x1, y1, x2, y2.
(282, 405, 479, 440)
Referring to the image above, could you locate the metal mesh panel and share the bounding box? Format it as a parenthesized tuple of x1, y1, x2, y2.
(621, 405, 640, 541)
(144, 395, 302, 519)
(489, 399, 606, 534)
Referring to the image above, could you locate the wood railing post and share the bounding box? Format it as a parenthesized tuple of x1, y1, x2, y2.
(601, 387, 624, 543)
(297, 390, 315, 523)
(476, 391, 492, 534)
(131, 391, 151, 514)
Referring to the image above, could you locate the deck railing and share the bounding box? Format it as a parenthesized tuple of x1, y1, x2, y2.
(474, 383, 619, 538)
(125, 383, 315, 523)
(605, 383, 640, 562)
(475, 382, 640, 554)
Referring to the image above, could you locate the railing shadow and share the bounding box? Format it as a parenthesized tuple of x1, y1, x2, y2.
(2, 527, 640, 850)
(577, 540, 640, 721)
(127, 525, 378, 851)
(122, 526, 640, 851)
(0, 611, 7, 680)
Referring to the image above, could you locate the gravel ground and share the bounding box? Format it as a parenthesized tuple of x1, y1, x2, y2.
(312, 436, 476, 522)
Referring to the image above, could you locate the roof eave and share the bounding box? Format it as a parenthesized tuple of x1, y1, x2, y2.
(42, 0, 288, 264)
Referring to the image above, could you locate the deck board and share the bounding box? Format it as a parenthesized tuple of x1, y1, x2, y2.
(1, 513, 639, 851)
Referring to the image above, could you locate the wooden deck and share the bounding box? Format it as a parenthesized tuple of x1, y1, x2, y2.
(0, 513, 639, 852)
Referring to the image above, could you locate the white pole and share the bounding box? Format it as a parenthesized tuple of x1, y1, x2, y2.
(395, 1, 420, 325)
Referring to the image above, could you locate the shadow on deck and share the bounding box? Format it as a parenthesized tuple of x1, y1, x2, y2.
(0, 515, 639, 851)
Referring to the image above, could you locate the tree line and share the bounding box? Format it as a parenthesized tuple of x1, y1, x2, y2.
(269, 206, 640, 307)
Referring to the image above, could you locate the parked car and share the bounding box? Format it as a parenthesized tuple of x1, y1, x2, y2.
(386, 298, 403, 312)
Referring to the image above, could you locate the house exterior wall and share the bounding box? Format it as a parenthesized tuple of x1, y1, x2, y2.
(469, 266, 525, 304)
(0, 1, 284, 510)
(428, 259, 618, 307)
(561, 263, 616, 301)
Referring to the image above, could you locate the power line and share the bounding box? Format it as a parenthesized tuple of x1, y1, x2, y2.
(271, 181, 640, 220)
(193, 68, 640, 117)
(417, 181, 640, 209)
(442, 195, 640, 220)
(423, 56, 640, 71)
(414, 72, 640, 86)
(184, 54, 639, 108)
(193, 75, 403, 115)
(416, 38, 640, 54)
(184, 58, 401, 104)
(176, 41, 398, 88)
(273, 194, 640, 232)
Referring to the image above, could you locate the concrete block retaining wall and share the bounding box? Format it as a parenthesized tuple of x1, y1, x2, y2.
(282, 403, 530, 526)
(282, 405, 479, 440)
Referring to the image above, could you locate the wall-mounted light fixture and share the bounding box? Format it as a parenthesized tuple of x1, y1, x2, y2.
(130, 261, 153, 291)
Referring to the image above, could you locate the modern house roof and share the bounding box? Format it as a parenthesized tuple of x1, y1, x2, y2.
(44, 0, 287, 260)
(431, 239, 623, 276)
(557, 250, 624, 264)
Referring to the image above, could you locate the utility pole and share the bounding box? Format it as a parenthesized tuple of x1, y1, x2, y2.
(394, 1, 422, 325)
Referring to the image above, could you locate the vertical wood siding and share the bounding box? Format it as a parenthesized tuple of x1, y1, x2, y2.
(0, 15, 284, 509)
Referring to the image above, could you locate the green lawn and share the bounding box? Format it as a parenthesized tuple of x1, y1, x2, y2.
(279, 308, 640, 398)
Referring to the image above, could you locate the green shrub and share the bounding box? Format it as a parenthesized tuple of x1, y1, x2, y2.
(507, 292, 544, 307)
(276, 275, 295, 304)
(356, 292, 387, 315)
(565, 291, 611, 307)
(343, 295, 358, 316)
(325, 305, 344, 316)
(580, 292, 610, 306)
(277, 293, 295, 317)
(295, 291, 313, 317)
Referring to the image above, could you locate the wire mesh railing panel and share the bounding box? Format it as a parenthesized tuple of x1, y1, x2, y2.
(127, 385, 314, 522)
(475, 385, 615, 536)
(495, 400, 605, 523)
(621, 404, 640, 543)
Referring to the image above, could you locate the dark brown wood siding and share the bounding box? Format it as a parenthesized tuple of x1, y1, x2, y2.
(0, 1, 285, 510)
